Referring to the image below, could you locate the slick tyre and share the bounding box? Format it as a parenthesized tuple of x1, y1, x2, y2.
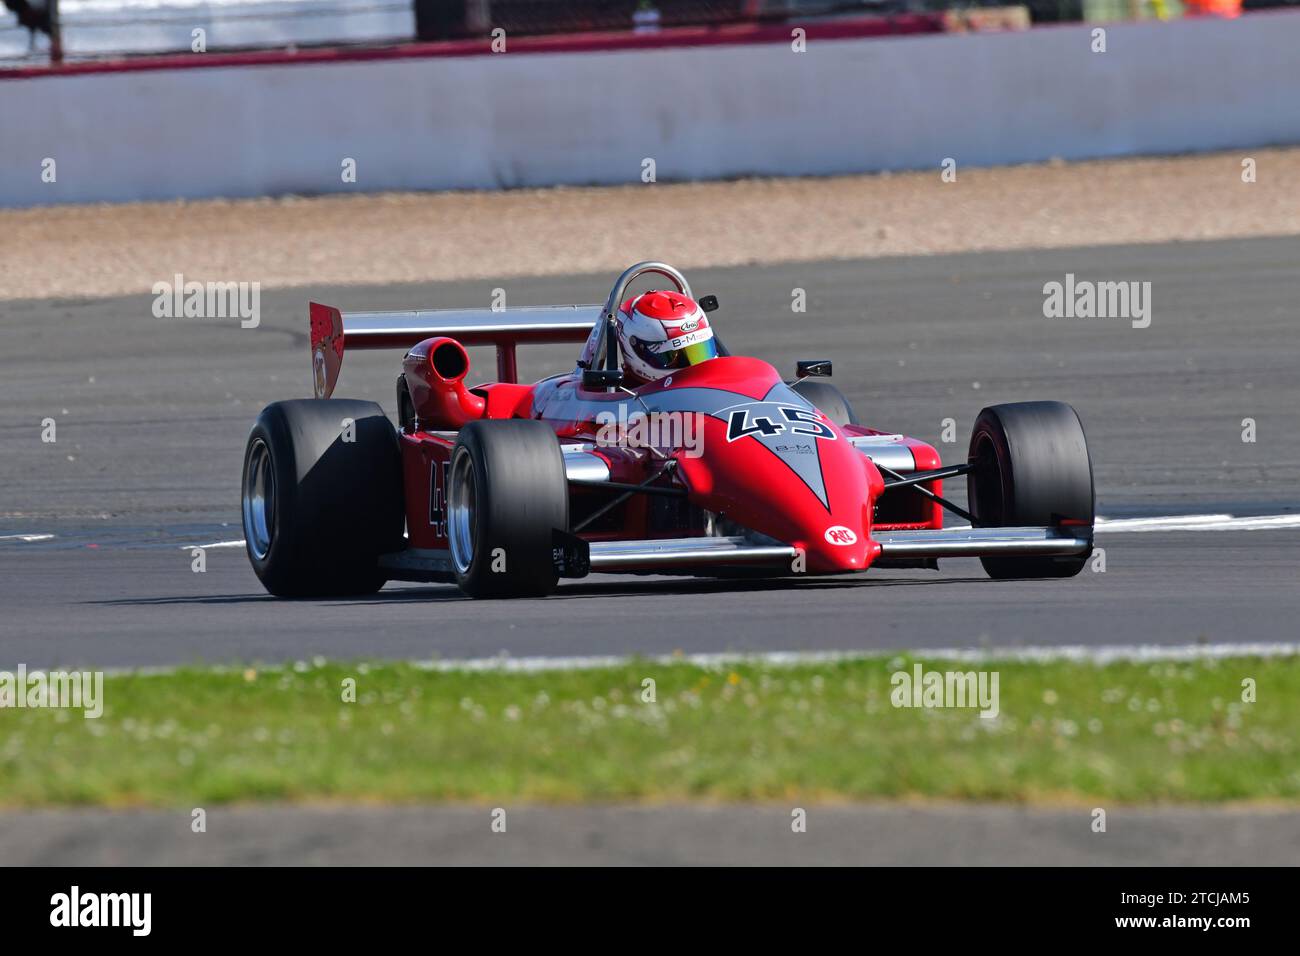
(242, 399, 403, 596)
(789, 379, 856, 427)
(447, 419, 569, 599)
(967, 400, 1094, 580)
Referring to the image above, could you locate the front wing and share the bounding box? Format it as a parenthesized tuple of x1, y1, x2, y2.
(378, 526, 1092, 582)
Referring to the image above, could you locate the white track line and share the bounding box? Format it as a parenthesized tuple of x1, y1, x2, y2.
(1098, 514, 1232, 528)
(104, 641, 1300, 679)
(408, 642, 1300, 673)
(1096, 514, 1300, 533)
(0, 533, 54, 543)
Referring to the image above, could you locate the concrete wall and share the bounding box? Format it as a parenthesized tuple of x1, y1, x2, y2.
(3, 13, 1299, 206)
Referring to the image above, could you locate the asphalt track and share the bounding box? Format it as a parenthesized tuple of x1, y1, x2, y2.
(4, 804, 1298, 866)
(1, 235, 1298, 670)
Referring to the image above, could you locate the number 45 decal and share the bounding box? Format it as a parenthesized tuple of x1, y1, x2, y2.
(725, 405, 836, 442)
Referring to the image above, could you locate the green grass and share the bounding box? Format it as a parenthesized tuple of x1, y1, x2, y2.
(2, 655, 1297, 807)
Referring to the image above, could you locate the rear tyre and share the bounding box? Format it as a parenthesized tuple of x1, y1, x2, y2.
(789, 379, 856, 426)
(447, 419, 569, 598)
(242, 399, 403, 596)
(967, 401, 1094, 580)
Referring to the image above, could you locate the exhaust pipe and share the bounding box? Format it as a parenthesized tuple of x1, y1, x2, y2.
(402, 337, 486, 430)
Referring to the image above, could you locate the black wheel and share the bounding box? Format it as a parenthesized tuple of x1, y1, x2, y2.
(790, 379, 856, 426)
(242, 399, 403, 596)
(967, 401, 1094, 579)
(447, 419, 569, 598)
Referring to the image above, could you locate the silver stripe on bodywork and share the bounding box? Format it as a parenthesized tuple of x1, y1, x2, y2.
(846, 434, 917, 473)
(563, 449, 612, 483)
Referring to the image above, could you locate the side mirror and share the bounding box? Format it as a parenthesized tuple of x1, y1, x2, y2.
(796, 360, 832, 379)
(698, 294, 719, 313)
(583, 367, 624, 390)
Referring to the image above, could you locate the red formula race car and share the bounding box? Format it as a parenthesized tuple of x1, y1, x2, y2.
(241, 262, 1094, 598)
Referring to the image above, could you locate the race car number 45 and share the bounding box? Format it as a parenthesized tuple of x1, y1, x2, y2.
(726, 404, 835, 443)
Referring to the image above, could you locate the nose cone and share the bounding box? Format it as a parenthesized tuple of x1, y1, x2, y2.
(639, 358, 881, 572)
(803, 515, 875, 572)
(677, 424, 875, 571)
(664, 382, 880, 572)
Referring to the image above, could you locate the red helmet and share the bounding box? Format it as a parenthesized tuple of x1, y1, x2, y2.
(616, 290, 719, 383)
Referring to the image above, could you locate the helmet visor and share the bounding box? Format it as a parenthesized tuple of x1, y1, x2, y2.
(638, 335, 718, 372)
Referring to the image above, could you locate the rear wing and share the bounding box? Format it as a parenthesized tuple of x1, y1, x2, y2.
(309, 302, 602, 397)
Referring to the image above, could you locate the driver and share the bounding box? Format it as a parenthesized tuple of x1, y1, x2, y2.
(615, 290, 719, 385)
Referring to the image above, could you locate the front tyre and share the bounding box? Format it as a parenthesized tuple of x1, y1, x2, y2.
(447, 420, 569, 598)
(967, 401, 1094, 580)
(242, 399, 403, 596)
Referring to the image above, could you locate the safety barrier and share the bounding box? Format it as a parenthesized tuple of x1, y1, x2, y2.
(2, 12, 1297, 207)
